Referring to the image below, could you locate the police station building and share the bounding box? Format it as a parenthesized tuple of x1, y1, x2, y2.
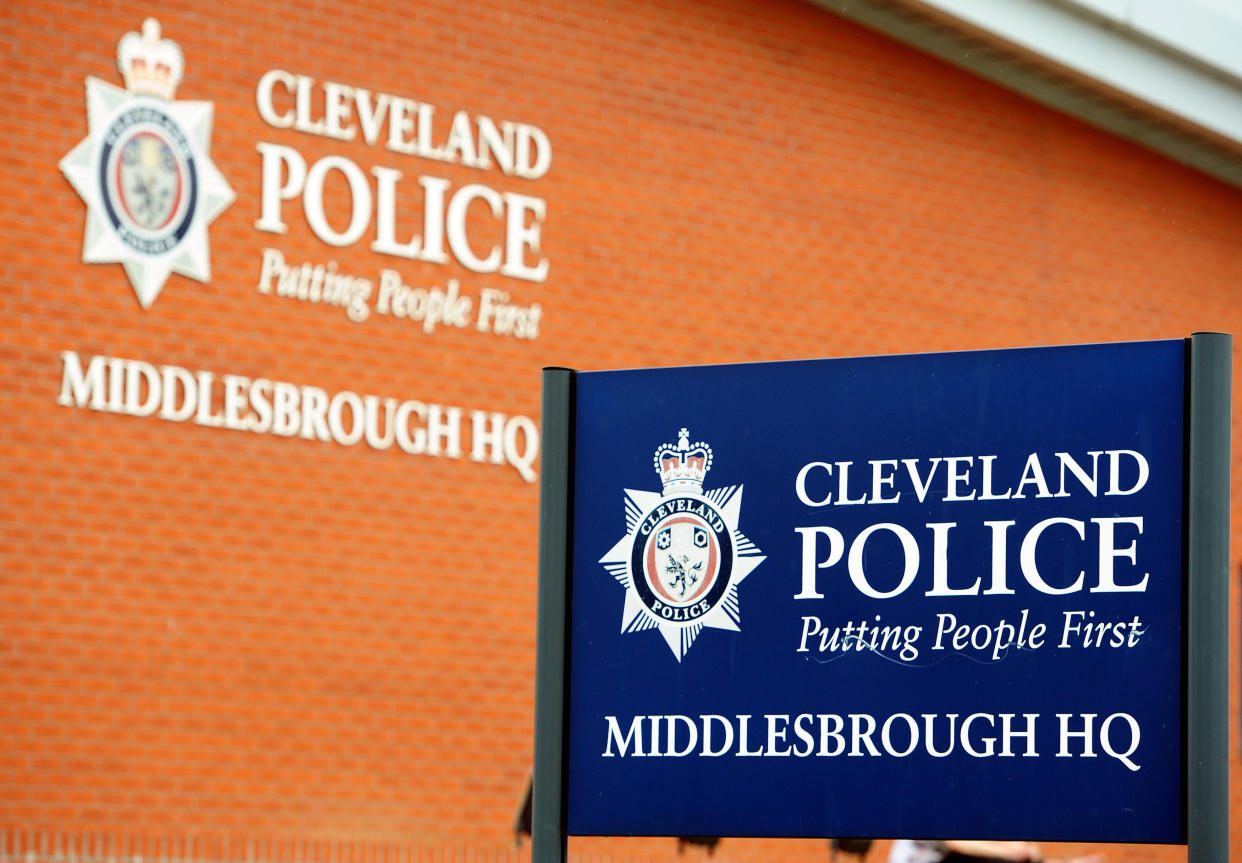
(3, 1, 1242, 863)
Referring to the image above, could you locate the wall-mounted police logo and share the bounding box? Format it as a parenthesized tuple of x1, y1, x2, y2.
(599, 428, 765, 661)
(59, 18, 234, 309)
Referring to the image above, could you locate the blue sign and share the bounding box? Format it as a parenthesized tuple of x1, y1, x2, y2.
(565, 341, 1185, 842)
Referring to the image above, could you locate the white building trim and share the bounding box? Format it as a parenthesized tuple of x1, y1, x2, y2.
(812, 0, 1242, 189)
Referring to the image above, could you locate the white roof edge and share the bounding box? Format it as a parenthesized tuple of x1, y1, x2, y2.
(810, 0, 1242, 189)
(899, 0, 1242, 148)
(1064, 0, 1242, 84)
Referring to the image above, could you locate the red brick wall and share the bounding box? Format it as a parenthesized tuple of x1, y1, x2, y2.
(2, 1, 1239, 863)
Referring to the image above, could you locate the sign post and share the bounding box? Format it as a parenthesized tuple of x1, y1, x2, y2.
(535, 337, 1229, 861)
(1186, 333, 1231, 863)
(533, 367, 574, 863)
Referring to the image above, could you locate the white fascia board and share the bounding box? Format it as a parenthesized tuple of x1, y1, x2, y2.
(907, 0, 1242, 148)
(1073, 0, 1242, 83)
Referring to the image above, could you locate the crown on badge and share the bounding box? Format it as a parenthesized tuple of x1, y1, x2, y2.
(654, 428, 713, 495)
(117, 18, 184, 100)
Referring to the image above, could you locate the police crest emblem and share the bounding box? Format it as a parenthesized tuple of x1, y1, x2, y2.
(600, 428, 765, 661)
(59, 18, 235, 308)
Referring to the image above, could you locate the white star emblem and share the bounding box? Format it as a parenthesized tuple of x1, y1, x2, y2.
(59, 77, 234, 308)
(600, 483, 765, 661)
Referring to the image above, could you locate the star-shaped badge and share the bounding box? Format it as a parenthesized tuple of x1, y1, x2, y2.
(59, 19, 234, 308)
(599, 428, 765, 661)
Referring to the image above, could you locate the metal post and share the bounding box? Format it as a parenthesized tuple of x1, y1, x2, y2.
(533, 367, 575, 863)
(1186, 332, 1231, 863)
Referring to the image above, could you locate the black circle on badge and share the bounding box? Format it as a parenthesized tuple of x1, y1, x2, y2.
(630, 496, 734, 621)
